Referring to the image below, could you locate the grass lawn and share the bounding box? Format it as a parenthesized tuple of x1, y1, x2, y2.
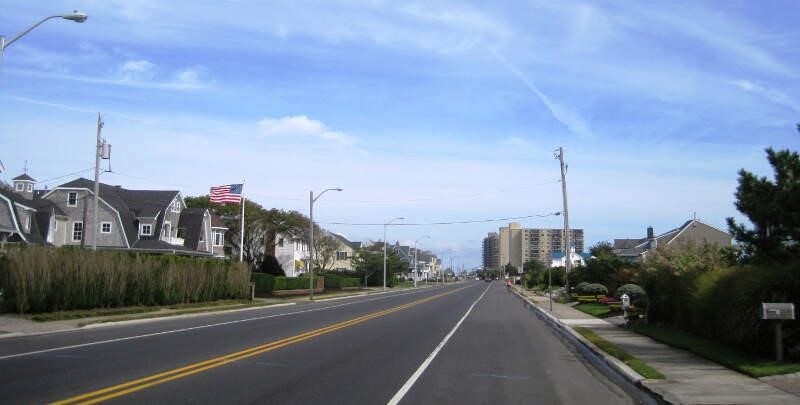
(633, 324, 800, 377)
(575, 327, 665, 379)
(574, 303, 621, 318)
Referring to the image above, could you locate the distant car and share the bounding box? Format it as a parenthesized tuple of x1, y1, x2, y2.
(475, 277, 480, 281)
(484, 278, 492, 282)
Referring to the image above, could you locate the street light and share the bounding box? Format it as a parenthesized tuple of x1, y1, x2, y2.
(383, 217, 404, 291)
(1, 11, 88, 60)
(413, 235, 429, 288)
(308, 187, 342, 300)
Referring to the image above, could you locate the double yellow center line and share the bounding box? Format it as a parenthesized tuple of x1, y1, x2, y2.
(53, 286, 469, 405)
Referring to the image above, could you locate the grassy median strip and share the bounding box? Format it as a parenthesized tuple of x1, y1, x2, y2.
(633, 324, 800, 377)
(28, 300, 272, 323)
(30, 307, 159, 322)
(574, 327, 665, 380)
(78, 302, 278, 327)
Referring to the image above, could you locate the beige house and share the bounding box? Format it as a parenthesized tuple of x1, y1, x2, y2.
(613, 218, 733, 261)
(329, 232, 362, 271)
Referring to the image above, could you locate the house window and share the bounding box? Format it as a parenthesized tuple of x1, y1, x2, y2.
(72, 222, 83, 241)
(162, 221, 172, 239)
(140, 224, 152, 236)
(336, 251, 348, 261)
(213, 230, 224, 246)
(67, 192, 78, 207)
(15, 183, 23, 191)
(278, 238, 284, 247)
(171, 199, 181, 213)
(24, 214, 31, 232)
(101, 222, 112, 234)
(27, 184, 33, 192)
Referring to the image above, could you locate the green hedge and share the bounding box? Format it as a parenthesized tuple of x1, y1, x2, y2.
(274, 276, 312, 291)
(251, 273, 275, 294)
(325, 274, 361, 289)
(0, 246, 251, 314)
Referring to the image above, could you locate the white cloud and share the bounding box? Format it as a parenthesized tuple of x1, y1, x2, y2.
(173, 68, 206, 87)
(258, 115, 354, 145)
(118, 59, 156, 81)
(731, 80, 800, 113)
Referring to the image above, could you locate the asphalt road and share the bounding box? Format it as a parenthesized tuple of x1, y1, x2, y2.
(0, 281, 640, 404)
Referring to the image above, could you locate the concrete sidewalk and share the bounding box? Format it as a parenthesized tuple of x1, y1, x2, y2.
(514, 288, 800, 405)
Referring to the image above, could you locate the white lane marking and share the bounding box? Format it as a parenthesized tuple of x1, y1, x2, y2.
(0, 287, 447, 361)
(387, 283, 491, 405)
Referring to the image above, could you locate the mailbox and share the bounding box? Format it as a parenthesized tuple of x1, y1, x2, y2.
(621, 294, 631, 308)
(762, 303, 795, 320)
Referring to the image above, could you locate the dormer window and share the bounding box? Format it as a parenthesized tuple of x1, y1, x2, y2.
(26, 184, 33, 192)
(67, 192, 78, 207)
(140, 224, 152, 236)
(15, 183, 23, 191)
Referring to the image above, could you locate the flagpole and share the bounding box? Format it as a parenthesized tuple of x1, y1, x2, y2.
(239, 180, 245, 262)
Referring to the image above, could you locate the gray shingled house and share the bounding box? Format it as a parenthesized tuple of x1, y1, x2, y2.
(1, 174, 226, 257)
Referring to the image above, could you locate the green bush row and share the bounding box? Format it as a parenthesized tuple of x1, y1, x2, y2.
(273, 276, 311, 291)
(637, 246, 800, 360)
(251, 273, 275, 294)
(324, 274, 360, 289)
(0, 246, 251, 314)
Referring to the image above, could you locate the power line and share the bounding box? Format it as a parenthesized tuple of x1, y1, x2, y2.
(37, 167, 95, 186)
(321, 212, 561, 226)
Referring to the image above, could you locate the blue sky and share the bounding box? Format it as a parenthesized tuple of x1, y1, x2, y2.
(1, 1, 798, 269)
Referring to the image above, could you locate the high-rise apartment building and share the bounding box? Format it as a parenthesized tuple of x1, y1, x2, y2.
(482, 232, 500, 270)
(491, 223, 584, 268)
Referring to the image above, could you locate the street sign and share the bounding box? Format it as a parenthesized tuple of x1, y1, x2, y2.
(762, 303, 795, 320)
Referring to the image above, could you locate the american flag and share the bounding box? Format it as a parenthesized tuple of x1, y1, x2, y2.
(209, 184, 243, 204)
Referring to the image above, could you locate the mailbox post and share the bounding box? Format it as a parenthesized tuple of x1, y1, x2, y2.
(761, 303, 795, 362)
(621, 294, 631, 325)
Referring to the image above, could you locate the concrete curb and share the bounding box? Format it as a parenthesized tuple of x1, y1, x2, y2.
(0, 302, 297, 339)
(511, 288, 668, 404)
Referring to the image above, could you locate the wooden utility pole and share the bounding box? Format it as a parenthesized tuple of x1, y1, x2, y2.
(556, 147, 571, 293)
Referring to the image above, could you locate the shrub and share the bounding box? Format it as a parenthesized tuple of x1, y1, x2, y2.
(324, 274, 359, 289)
(0, 246, 250, 314)
(257, 255, 285, 276)
(615, 283, 646, 298)
(273, 276, 312, 291)
(575, 282, 590, 293)
(251, 273, 275, 294)
(578, 283, 608, 295)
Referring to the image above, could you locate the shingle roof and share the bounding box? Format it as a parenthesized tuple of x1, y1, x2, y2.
(211, 213, 226, 228)
(613, 238, 645, 250)
(131, 239, 212, 256)
(57, 178, 180, 247)
(329, 232, 360, 250)
(12, 173, 35, 182)
(0, 188, 49, 244)
(178, 208, 206, 251)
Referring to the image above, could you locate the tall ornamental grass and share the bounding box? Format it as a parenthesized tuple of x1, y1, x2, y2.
(0, 247, 250, 314)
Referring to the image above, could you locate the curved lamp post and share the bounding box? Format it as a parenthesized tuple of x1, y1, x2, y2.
(308, 187, 342, 300)
(382, 217, 404, 290)
(1, 11, 87, 60)
(413, 235, 429, 288)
